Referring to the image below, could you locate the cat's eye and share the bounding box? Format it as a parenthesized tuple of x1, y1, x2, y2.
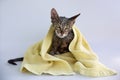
(64, 28, 68, 32)
(65, 26, 69, 29)
(56, 30, 60, 33)
(57, 27, 61, 30)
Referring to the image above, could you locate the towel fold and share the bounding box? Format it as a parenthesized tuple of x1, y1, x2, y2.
(21, 25, 117, 77)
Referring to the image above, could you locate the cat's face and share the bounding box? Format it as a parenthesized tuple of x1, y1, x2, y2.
(54, 17, 72, 38)
(51, 8, 80, 38)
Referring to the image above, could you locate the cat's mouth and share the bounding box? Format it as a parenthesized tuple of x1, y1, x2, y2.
(55, 30, 68, 38)
(57, 35, 66, 38)
(57, 33, 67, 38)
(55, 32, 67, 38)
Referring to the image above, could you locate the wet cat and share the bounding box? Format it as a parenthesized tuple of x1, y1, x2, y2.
(8, 8, 80, 65)
(49, 8, 80, 55)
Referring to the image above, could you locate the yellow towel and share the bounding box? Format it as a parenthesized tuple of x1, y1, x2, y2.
(20, 25, 117, 77)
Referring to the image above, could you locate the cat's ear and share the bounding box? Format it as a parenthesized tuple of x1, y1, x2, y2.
(51, 8, 60, 23)
(68, 13, 80, 26)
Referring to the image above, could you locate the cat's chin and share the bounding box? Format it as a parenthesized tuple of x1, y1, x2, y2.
(57, 35, 66, 38)
(58, 36, 65, 38)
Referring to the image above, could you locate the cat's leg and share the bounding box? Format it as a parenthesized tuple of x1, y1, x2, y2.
(49, 35, 61, 55)
(49, 42, 60, 55)
(59, 41, 69, 54)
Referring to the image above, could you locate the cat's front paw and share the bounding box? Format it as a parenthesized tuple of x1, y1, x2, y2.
(49, 51, 60, 55)
(49, 51, 55, 55)
(56, 51, 60, 55)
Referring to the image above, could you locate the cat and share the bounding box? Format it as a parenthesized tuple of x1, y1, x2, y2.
(8, 8, 80, 65)
(49, 8, 80, 55)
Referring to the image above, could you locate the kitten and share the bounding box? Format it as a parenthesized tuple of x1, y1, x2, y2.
(49, 8, 80, 55)
(8, 8, 80, 65)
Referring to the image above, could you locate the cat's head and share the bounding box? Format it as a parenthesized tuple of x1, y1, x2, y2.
(51, 8, 80, 38)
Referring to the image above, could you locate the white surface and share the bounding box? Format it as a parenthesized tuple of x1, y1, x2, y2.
(0, 0, 120, 80)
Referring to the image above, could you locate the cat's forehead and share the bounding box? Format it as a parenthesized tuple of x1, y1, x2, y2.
(59, 17, 68, 24)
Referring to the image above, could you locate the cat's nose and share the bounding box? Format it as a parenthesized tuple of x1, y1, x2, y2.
(61, 33, 63, 36)
(61, 32, 64, 36)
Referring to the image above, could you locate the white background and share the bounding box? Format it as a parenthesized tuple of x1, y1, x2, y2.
(0, 0, 120, 80)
